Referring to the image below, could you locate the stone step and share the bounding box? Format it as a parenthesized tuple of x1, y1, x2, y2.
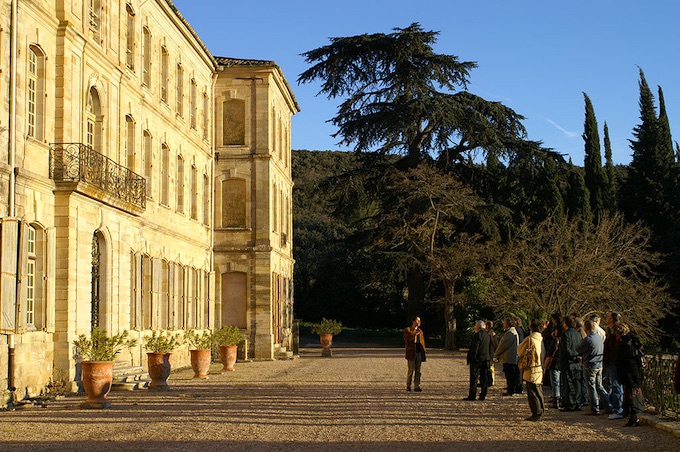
(111, 365, 150, 390)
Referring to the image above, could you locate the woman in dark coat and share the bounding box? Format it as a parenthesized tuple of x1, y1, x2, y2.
(613, 323, 645, 427)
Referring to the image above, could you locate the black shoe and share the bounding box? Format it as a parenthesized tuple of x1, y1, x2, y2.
(625, 418, 640, 427)
(406, 387, 411, 392)
(462, 396, 476, 401)
(414, 387, 422, 392)
(502, 392, 514, 396)
(559, 407, 575, 412)
(478, 396, 486, 401)
(525, 415, 542, 421)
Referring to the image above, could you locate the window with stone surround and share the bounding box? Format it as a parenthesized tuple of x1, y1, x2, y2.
(160, 46, 169, 103)
(125, 3, 135, 70)
(190, 78, 197, 129)
(191, 165, 198, 220)
(176, 63, 184, 116)
(222, 99, 245, 145)
(142, 27, 151, 87)
(203, 173, 210, 225)
(176, 154, 184, 213)
(27, 45, 45, 140)
(161, 143, 170, 206)
(143, 130, 152, 197)
(221, 179, 246, 228)
(125, 115, 136, 171)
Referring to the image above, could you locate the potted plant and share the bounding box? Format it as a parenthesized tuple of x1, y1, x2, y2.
(213, 325, 245, 372)
(310, 318, 342, 357)
(185, 329, 213, 379)
(73, 327, 137, 408)
(143, 329, 183, 391)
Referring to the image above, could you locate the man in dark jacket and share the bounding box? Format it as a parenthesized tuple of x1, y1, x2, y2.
(559, 315, 582, 411)
(464, 320, 491, 401)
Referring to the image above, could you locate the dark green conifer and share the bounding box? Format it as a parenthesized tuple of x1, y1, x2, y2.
(602, 122, 617, 213)
(582, 93, 607, 221)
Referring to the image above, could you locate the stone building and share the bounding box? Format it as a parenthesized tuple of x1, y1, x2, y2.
(0, 0, 298, 403)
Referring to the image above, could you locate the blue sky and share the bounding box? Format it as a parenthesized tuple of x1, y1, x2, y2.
(172, 0, 679, 165)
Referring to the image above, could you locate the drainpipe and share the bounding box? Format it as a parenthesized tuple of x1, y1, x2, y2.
(8, 0, 18, 217)
(7, 334, 15, 392)
(6, 0, 18, 397)
(210, 70, 217, 328)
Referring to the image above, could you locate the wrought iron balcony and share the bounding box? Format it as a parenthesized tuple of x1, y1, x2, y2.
(49, 142, 146, 211)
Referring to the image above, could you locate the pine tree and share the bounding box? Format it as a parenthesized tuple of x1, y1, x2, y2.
(582, 93, 607, 221)
(603, 122, 617, 213)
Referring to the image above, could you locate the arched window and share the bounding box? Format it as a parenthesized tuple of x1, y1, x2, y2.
(161, 143, 170, 206)
(86, 87, 102, 152)
(125, 115, 135, 171)
(142, 27, 151, 86)
(27, 45, 45, 140)
(125, 3, 135, 70)
(160, 46, 169, 103)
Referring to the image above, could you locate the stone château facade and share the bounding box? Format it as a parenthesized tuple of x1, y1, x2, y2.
(0, 0, 298, 403)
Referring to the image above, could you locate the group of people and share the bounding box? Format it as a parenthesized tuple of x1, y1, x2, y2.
(404, 312, 646, 427)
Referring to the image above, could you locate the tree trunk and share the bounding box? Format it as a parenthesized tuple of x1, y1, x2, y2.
(444, 281, 456, 350)
(406, 266, 425, 322)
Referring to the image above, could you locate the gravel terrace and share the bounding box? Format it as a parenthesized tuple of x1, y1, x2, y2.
(1, 344, 678, 451)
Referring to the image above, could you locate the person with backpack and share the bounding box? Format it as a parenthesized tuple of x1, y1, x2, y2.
(518, 319, 545, 421)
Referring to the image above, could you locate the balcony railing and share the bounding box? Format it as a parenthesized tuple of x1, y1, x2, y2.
(49, 142, 146, 211)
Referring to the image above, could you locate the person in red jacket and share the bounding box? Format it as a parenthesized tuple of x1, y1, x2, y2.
(404, 316, 427, 392)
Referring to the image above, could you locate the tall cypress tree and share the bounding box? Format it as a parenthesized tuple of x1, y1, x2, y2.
(582, 93, 607, 221)
(657, 86, 675, 167)
(565, 160, 591, 221)
(623, 68, 672, 234)
(603, 122, 617, 213)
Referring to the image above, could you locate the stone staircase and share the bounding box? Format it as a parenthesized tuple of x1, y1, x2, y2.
(111, 364, 150, 391)
(274, 345, 296, 360)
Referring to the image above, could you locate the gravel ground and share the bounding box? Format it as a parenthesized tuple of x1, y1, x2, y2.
(1, 345, 678, 451)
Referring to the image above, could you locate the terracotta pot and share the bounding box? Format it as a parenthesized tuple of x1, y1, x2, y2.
(147, 352, 172, 391)
(80, 361, 114, 409)
(219, 345, 238, 372)
(190, 349, 211, 379)
(319, 333, 334, 357)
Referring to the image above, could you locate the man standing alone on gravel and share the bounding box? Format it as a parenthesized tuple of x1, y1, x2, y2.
(404, 316, 426, 392)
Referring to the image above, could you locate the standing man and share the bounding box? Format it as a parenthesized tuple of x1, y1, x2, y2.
(577, 319, 612, 415)
(404, 316, 426, 392)
(604, 311, 625, 419)
(559, 315, 582, 411)
(494, 317, 521, 396)
(464, 320, 491, 401)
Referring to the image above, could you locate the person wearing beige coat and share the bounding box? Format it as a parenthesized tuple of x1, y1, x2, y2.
(517, 320, 546, 421)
